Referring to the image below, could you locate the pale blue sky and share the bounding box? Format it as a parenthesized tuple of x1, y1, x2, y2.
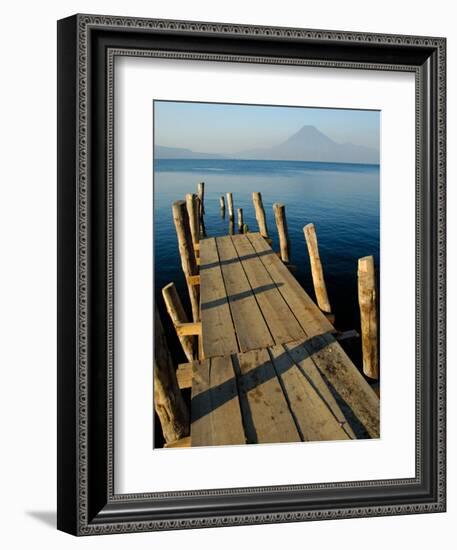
(154, 101, 380, 154)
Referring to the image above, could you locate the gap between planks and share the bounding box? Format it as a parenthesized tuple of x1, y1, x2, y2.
(246, 233, 334, 337)
(199, 237, 239, 358)
(215, 235, 274, 353)
(229, 233, 307, 345)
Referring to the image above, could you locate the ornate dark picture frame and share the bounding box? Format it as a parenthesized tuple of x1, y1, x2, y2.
(57, 14, 446, 535)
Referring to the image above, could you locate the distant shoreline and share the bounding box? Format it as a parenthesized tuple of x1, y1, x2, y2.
(154, 157, 380, 168)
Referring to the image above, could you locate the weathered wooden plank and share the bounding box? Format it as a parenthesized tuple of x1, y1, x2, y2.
(187, 275, 200, 286)
(303, 331, 380, 438)
(246, 232, 334, 337)
(283, 339, 350, 425)
(230, 234, 305, 345)
(176, 362, 193, 389)
(175, 322, 202, 337)
(268, 344, 351, 441)
(235, 348, 301, 443)
(216, 235, 274, 352)
(191, 356, 246, 447)
(190, 359, 212, 445)
(199, 238, 239, 357)
(281, 341, 355, 439)
(209, 355, 246, 445)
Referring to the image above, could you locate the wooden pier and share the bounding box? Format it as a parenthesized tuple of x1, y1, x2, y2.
(158, 188, 380, 448)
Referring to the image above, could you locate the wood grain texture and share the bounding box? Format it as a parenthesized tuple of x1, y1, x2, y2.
(176, 362, 193, 389)
(172, 200, 200, 322)
(358, 256, 379, 379)
(235, 348, 301, 443)
(216, 235, 274, 352)
(303, 332, 380, 438)
(187, 275, 200, 286)
(199, 238, 239, 357)
(246, 232, 334, 337)
(252, 192, 269, 238)
(162, 282, 195, 362)
(175, 322, 202, 336)
(191, 356, 246, 446)
(185, 193, 200, 253)
(304, 223, 331, 314)
(226, 192, 234, 220)
(237, 207, 243, 230)
(282, 341, 355, 439)
(185, 334, 378, 446)
(268, 344, 352, 441)
(273, 203, 290, 263)
(154, 308, 190, 444)
(231, 234, 305, 345)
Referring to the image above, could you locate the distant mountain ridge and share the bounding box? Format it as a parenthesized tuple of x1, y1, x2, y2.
(154, 145, 226, 160)
(155, 125, 379, 164)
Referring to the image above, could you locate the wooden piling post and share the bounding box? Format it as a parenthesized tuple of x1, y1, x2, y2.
(195, 196, 206, 238)
(252, 192, 269, 238)
(199, 215, 207, 238)
(154, 307, 190, 444)
(303, 223, 331, 313)
(172, 200, 200, 322)
(196, 195, 201, 219)
(197, 181, 205, 214)
(358, 256, 379, 379)
(185, 193, 199, 253)
(226, 192, 234, 220)
(220, 196, 226, 219)
(162, 282, 195, 362)
(273, 203, 290, 263)
(229, 218, 235, 236)
(242, 223, 249, 234)
(237, 208, 244, 232)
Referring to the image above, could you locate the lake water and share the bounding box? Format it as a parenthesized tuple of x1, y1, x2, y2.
(154, 158, 380, 370)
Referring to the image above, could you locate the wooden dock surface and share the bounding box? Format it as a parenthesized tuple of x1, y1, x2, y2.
(199, 233, 334, 358)
(184, 233, 380, 446)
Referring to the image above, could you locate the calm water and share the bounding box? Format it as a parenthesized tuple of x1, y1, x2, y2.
(154, 158, 380, 370)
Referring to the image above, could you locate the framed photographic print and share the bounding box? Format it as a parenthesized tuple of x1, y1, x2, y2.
(57, 14, 446, 535)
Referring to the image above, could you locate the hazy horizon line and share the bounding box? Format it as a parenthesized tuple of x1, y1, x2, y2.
(153, 156, 380, 167)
